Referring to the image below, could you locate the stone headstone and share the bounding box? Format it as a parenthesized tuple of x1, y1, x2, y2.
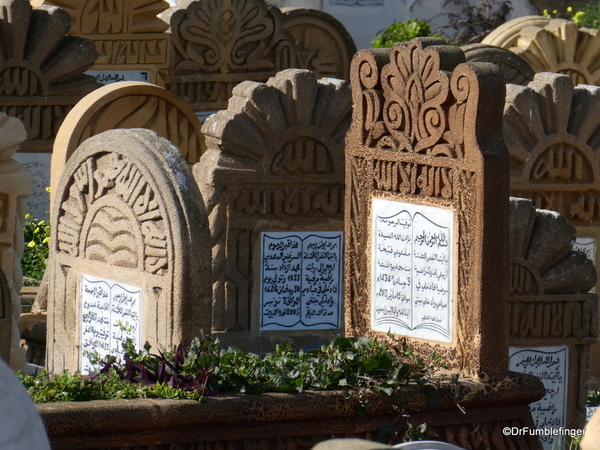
(165, 0, 296, 112)
(483, 17, 600, 86)
(508, 197, 597, 442)
(282, 7, 356, 80)
(50, 81, 205, 208)
(12, 152, 51, 220)
(42, 0, 171, 86)
(462, 43, 535, 86)
(47, 128, 211, 373)
(0, 113, 33, 370)
(195, 68, 351, 352)
(0, 0, 100, 153)
(503, 72, 600, 388)
(345, 38, 510, 379)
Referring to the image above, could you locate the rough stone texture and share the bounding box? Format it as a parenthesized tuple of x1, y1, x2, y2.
(0, 113, 33, 370)
(0, 357, 50, 449)
(462, 43, 535, 86)
(37, 373, 545, 450)
(42, 0, 171, 86)
(483, 17, 600, 86)
(194, 68, 351, 352)
(509, 197, 597, 429)
(165, 0, 296, 112)
(0, 0, 100, 152)
(281, 7, 356, 81)
(503, 72, 600, 387)
(49, 81, 205, 208)
(345, 38, 510, 380)
(47, 128, 211, 373)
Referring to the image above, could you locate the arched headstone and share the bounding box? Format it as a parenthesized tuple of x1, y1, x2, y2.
(462, 43, 535, 86)
(50, 81, 205, 207)
(47, 128, 211, 373)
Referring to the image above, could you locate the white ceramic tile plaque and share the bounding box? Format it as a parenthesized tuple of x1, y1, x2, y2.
(13, 152, 51, 220)
(86, 70, 150, 84)
(371, 198, 454, 342)
(80, 274, 141, 373)
(260, 231, 342, 330)
(509, 346, 568, 450)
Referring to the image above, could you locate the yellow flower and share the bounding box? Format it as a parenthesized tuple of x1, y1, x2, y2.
(567, 6, 573, 13)
(27, 241, 35, 248)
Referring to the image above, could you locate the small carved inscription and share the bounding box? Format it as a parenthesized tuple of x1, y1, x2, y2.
(261, 232, 342, 330)
(371, 198, 454, 342)
(509, 346, 568, 450)
(86, 70, 150, 84)
(80, 274, 141, 373)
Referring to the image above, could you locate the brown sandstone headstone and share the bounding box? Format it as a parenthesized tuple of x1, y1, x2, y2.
(281, 7, 356, 81)
(483, 16, 600, 86)
(195, 68, 351, 352)
(42, 0, 171, 86)
(508, 197, 597, 436)
(49, 81, 205, 208)
(503, 72, 600, 388)
(345, 38, 510, 379)
(0, 0, 100, 152)
(165, 0, 296, 113)
(47, 128, 211, 373)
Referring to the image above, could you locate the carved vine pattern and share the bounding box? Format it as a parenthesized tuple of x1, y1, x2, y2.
(56, 153, 168, 275)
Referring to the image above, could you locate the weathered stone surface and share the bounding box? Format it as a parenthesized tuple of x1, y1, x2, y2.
(345, 38, 510, 379)
(0, 113, 33, 370)
(195, 68, 351, 352)
(47, 128, 211, 373)
(483, 17, 600, 86)
(50, 81, 205, 208)
(42, 0, 171, 86)
(281, 7, 356, 81)
(36, 374, 545, 450)
(462, 43, 535, 86)
(0, 357, 50, 449)
(165, 0, 296, 112)
(0, 0, 100, 152)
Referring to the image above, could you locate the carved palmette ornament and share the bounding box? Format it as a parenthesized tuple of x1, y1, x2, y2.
(48, 128, 211, 373)
(195, 68, 351, 335)
(346, 38, 509, 378)
(167, 0, 296, 111)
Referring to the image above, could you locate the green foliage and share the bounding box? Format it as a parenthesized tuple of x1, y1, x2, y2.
(19, 334, 455, 407)
(372, 19, 440, 48)
(570, 3, 600, 29)
(21, 214, 50, 280)
(588, 389, 600, 406)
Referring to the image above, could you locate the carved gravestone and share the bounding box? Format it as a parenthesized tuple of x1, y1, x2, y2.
(0, 0, 99, 152)
(195, 68, 351, 352)
(47, 128, 211, 373)
(281, 8, 356, 81)
(166, 0, 296, 113)
(345, 38, 510, 379)
(50, 81, 205, 209)
(42, 0, 171, 86)
(504, 72, 600, 388)
(483, 17, 600, 86)
(509, 197, 597, 443)
(462, 44, 535, 86)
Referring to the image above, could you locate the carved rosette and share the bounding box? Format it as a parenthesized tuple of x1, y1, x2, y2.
(196, 68, 351, 333)
(48, 128, 211, 373)
(505, 72, 600, 225)
(483, 17, 600, 85)
(346, 38, 509, 379)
